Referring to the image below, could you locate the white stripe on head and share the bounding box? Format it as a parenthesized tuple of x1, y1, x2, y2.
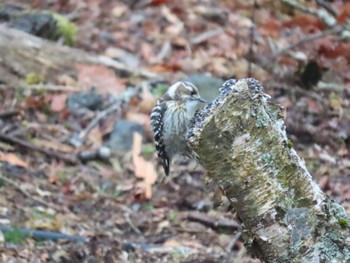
(183, 82, 196, 92)
(166, 82, 183, 98)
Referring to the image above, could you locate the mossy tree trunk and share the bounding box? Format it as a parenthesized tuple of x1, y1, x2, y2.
(0, 25, 154, 86)
(188, 78, 350, 262)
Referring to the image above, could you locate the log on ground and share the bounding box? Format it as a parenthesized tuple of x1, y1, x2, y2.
(0, 25, 155, 86)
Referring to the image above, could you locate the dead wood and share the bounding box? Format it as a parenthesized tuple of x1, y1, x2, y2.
(187, 78, 350, 262)
(0, 25, 156, 87)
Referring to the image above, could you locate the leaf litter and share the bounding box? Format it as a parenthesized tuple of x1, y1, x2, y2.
(0, 0, 349, 262)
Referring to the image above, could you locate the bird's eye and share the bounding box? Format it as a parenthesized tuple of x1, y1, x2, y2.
(190, 90, 197, 96)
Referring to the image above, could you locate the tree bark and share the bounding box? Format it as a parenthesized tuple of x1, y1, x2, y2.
(187, 78, 350, 262)
(0, 24, 155, 86)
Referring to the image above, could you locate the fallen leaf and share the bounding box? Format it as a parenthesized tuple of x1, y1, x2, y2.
(151, 0, 168, 6)
(337, 3, 350, 24)
(318, 42, 350, 59)
(76, 64, 126, 95)
(147, 64, 182, 73)
(0, 152, 28, 168)
(140, 42, 155, 61)
(51, 94, 68, 112)
(111, 4, 128, 17)
(86, 126, 104, 149)
(26, 95, 46, 110)
(132, 133, 157, 199)
(283, 15, 324, 31)
(259, 19, 281, 38)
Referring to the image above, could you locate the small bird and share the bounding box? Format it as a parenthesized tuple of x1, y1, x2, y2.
(150, 81, 207, 176)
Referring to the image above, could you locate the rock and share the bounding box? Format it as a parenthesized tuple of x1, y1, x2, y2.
(67, 87, 104, 115)
(185, 74, 224, 101)
(107, 120, 145, 153)
(0, 5, 58, 40)
(10, 12, 58, 40)
(0, 5, 77, 45)
(0, 4, 23, 21)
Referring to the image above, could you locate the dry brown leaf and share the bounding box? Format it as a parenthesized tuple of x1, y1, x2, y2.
(26, 217, 62, 231)
(51, 94, 68, 112)
(86, 126, 104, 149)
(76, 64, 126, 95)
(32, 138, 75, 153)
(146, 63, 182, 73)
(111, 4, 128, 17)
(138, 97, 157, 114)
(140, 42, 155, 62)
(132, 132, 157, 199)
(139, 86, 157, 114)
(0, 152, 28, 168)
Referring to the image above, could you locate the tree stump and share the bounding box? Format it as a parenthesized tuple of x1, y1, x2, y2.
(188, 78, 350, 262)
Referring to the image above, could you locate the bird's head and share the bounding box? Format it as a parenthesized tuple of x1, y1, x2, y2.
(164, 81, 206, 103)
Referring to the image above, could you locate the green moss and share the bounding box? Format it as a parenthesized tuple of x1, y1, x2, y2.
(53, 13, 77, 46)
(171, 250, 187, 261)
(287, 140, 293, 149)
(0, 178, 5, 188)
(4, 228, 26, 244)
(338, 218, 348, 228)
(143, 203, 154, 211)
(25, 72, 43, 84)
(152, 85, 168, 96)
(261, 153, 272, 165)
(142, 144, 155, 154)
(168, 211, 178, 222)
(251, 106, 269, 128)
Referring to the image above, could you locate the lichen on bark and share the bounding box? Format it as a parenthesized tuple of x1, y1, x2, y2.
(187, 78, 350, 262)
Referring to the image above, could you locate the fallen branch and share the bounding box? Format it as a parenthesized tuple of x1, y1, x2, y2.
(0, 111, 19, 119)
(0, 25, 156, 87)
(0, 133, 78, 164)
(187, 78, 350, 262)
(315, 0, 338, 17)
(78, 102, 121, 141)
(184, 211, 240, 231)
(0, 225, 86, 241)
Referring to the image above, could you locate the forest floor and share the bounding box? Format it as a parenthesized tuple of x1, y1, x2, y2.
(0, 0, 350, 262)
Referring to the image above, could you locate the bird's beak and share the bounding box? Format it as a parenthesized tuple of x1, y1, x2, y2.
(198, 98, 207, 103)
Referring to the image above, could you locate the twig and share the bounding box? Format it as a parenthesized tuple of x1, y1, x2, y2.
(0, 111, 19, 119)
(124, 213, 142, 235)
(315, 0, 338, 17)
(77, 146, 111, 162)
(0, 133, 78, 164)
(0, 173, 64, 212)
(0, 225, 87, 241)
(79, 102, 121, 140)
(18, 84, 79, 92)
(190, 29, 224, 45)
(93, 55, 157, 78)
(273, 25, 344, 57)
(316, 81, 344, 92)
(247, 0, 258, 77)
(153, 41, 171, 63)
(184, 211, 240, 231)
(281, 0, 336, 27)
